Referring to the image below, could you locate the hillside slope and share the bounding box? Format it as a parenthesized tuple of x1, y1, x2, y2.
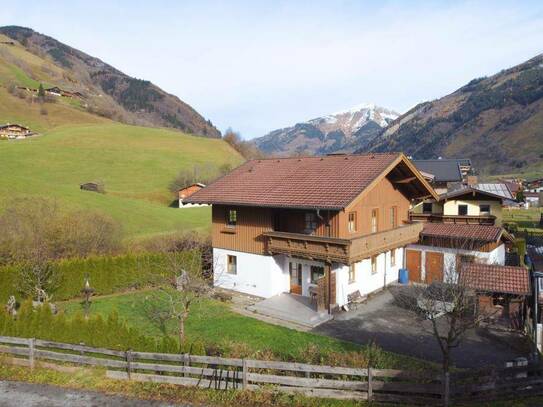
(255, 103, 398, 156)
(0, 31, 242, 239)
(0, 26, 220, 137)
(0, 123, 242, 239)
(364, 54, 543, 175)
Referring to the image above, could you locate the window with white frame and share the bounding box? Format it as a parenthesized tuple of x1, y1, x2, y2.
(479, 204, 491, 215)
(227, 255, 237, 274)
(371, 255, 377, 274)
(371, 209, 379, 233)
(348, 212, 357, 233)
(348, 265, 356, 283)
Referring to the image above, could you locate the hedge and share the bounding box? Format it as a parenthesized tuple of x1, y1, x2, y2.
(0, 252, 198, 303)
(0, 301, 205, 355)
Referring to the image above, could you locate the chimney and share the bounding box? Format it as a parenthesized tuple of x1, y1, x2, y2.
(466, 175, 478, 186)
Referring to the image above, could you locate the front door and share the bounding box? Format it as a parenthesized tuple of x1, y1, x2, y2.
(425, 252, 444, 283)
(289, 262, 302, 295)
(406, 250, 422, 282)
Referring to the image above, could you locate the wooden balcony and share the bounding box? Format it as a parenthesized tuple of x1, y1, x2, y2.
(409, 212, 496, 226)
(263, 222, 424, 264)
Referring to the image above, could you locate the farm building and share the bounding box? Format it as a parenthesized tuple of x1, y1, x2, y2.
(179, 183, 207, 208)
(0, 124, 34, 139)
(80, 182, 104, 193)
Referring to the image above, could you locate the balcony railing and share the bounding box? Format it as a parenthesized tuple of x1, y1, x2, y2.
(409, 212, 496, 226)
(263, 222, 423, 264)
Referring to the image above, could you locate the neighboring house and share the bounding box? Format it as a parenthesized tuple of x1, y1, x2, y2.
(412, 159, 466, 194)
(524, 191, 541, 208)
(525, 178, 543, 193)
(178, 183, 207, 208)
(0, 123, 34, 139)
(410, 183, 512, 226)
(185, 153, 438, 312)
(500, 179, 522, 199)
(460, 263, 530, 329)
(405, 223, 514, 284)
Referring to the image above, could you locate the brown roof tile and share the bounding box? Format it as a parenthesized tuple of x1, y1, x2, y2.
(460, 263, 530, 295)
(421, 223, 503, 243)
(185, 153, 406, 209)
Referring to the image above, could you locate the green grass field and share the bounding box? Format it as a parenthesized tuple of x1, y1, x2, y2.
(58, 289, 429, 370)
(0, 123, 241, 239)
(503, 207, 543, 233)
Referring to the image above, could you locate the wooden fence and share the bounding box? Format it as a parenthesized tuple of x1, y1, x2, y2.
(1, 335, 543, 405)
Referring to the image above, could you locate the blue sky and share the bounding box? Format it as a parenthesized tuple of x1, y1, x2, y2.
(2, 1, 543, 138)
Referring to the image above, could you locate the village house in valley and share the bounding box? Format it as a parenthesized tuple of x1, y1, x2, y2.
(0, 123, 34, 139)
(185, 153, 438, 312)
(178, 183, 207, 208)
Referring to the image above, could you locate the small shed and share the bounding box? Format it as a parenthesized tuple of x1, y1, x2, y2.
(460, 263, 530, 330)
(178, 183, 206, 208)
(80, 182, 104, 193)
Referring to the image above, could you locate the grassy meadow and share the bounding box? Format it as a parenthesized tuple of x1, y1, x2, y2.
(503, 207, 543, 233)
(0, 123, 241, 239)
(58, 288, 430, 370)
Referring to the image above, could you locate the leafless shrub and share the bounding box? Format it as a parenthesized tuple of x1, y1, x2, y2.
(143, 234, 217, 344)
(0, 199, 122, 300)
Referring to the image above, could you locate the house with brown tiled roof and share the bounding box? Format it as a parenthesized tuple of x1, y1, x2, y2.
(404, 223, 515, 285)
(460, 263, 530, 329)
(186, 153, 438, 313)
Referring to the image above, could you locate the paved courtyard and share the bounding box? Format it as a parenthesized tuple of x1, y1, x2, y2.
(314, 289, 532, 368)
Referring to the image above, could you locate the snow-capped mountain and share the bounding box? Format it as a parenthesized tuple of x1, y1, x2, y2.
(254, 103, 399, 156)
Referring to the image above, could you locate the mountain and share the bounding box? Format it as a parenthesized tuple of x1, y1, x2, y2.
(362, 54, 543, 175)
(254, 103, 399, 156)
(0, 26, 220, 137)
(0, 28, 241, 239)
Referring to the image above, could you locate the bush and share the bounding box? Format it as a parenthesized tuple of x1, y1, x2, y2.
(0, 251, 199, 303)
(0, 198, 122, 265)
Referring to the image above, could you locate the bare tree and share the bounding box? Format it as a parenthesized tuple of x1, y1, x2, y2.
(144, 234, 216, 344)
(391, 253, 496, 397)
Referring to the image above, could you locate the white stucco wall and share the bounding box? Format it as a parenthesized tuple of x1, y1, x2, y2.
(178, 202, 209, 209)
(213, 248, 289, 298)
(406, 243, 506, 283)
(334, 248, 404, 307)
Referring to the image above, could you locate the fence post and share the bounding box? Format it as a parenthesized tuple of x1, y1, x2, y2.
(183, 353, 189, 377)
(126, 349, 133, 380)
(242, 359, 248, 390)
(443, 372, 450, 407)
(367, 366, 373, 401)
(29, 338, 35, 370)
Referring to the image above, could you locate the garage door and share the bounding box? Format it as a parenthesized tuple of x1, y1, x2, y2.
(425, 252, 444, 283)
(406, 250, 422, 282)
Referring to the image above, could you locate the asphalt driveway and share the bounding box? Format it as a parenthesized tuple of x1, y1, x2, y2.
(313, 289, 532, 368)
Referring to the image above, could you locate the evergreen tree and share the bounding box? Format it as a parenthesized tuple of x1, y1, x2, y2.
(37, 83, 45, 99)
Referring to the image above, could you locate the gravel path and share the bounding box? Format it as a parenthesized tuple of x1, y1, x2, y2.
(0, 381, 191, 407)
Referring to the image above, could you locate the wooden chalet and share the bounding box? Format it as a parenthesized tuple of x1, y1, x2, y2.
(185, 153, 438, 313)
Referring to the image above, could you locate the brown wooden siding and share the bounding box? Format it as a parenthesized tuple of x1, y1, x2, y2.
(339, 175, 411, 239)
(212, 205, 273, 254)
